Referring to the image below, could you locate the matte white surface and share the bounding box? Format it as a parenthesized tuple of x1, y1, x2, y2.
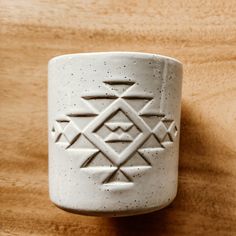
(48, 52, 182, 216)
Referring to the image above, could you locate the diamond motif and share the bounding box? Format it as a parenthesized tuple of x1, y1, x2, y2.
(153, 122, 167, 141)
(63, 122, 80, 143)
(83, 99, 150, 166)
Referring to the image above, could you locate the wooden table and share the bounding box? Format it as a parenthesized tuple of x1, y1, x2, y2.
(1, 1, 236, 235)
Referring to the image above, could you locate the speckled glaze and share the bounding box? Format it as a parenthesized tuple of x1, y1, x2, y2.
(48, 52, 182, 217)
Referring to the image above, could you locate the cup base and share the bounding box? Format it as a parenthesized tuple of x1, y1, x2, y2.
(52, 193, 177, 217)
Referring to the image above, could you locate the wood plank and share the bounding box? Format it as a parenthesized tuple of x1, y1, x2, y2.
(1, 1, 236, 235)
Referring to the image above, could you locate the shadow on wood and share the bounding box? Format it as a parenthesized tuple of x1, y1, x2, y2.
(104, 100, 233, 236)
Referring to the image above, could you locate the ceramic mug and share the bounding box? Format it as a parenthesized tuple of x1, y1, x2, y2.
(48, 52, 182, 216)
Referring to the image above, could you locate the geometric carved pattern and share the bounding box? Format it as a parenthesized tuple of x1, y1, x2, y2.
(51, 119, 80, 149)
(51, 80, 178, 185)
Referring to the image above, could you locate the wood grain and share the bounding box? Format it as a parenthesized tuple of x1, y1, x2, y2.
(1, 1, 236, 235)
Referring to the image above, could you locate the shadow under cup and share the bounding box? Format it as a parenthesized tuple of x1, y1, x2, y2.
(48, 52, 182, 217)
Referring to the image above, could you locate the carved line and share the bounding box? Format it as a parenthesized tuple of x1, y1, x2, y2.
(93, 108, 137, 133)
(175, 126, 178, 132)
(82, 95, 118, 99)
(162, 119, 175, 129)
(120, 169, 133, 182)
(65, 133, 81, 149)
(140, 113, 165, 117)
(104, 132, 133, 143)
(122, 94, 153, 100)
(174, 125, 178, 136)
(162, 119, 174, 122)
(104, 139, 132, 143)
(165, 133, 173, 142)
(52, 122, 64, 142)
(80, 150, 100, 168)
(117, 132, 152, 167)
(81, 93, 119, 116)
(105, 126, 133, 133)
(54, 133, 62, 143)
(67, 113, 97, 117)
(103, 80, 136, 98)
(52, 119, 82, 148)
(82, 134, 117, 167)
(137, 99, 156, 116)
(116, 101, 144, 133)
(105, 122, 134, 132)
(152, 133, 165, 148)
(103, 80, 135, 85)
(102, 168, 118, 184)
(55, 118, 70, 122)
(102, 168, 132, 184)
(137, 151, 152, 166)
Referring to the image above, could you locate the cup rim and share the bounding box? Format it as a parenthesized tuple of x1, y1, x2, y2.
(49, 51, 182, 66)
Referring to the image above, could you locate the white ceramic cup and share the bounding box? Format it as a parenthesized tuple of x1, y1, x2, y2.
(48, 52, 182, 216)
